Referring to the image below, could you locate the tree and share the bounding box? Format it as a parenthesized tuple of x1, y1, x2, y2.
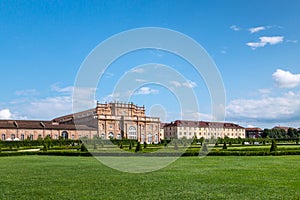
(222, 142, 227, 150)
(270, 140, 277, 152)
(174, 141, 179, 150)
(163, 140, 168, 147)
(135, 142, 142, 152)
(81, 143, 88, 152)
(143, 142, 147, 149)
(43, 135, 52, 151)
(37, 135, 43, 145)
(129, 142, 132, 150)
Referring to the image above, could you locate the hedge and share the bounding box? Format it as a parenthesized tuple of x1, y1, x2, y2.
(1, 149, 300, 157)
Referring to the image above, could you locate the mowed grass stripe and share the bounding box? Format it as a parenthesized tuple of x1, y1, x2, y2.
(0, 156, 299, 200)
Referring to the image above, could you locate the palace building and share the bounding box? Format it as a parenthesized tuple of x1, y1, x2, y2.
(0, 120, 96, 141)
(0, 102, 247, 142)
(0, 102, 161, 143)
(163, 120, 245, 139)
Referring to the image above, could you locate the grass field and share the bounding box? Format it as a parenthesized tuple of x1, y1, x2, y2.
(0, 156, 299, 200)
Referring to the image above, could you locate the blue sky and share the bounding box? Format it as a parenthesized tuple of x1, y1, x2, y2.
(1, 0, 300, 129)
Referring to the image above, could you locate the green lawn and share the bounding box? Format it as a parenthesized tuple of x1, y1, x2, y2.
(0, 156, 299, 200)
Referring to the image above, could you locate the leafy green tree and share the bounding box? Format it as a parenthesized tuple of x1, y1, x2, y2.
(58, 136, 64, 147)
(270, 140, 277, 152)
(37, 135, 43, 145)
(43, 135, 52, 151)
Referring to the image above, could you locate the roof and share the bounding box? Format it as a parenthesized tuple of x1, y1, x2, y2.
(272, 126, 291, 131)
(0, 120, 96, 131)
(245, 127, 263, 131)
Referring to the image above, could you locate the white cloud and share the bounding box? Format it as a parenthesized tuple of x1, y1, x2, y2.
(286, 39, 298, 43)
(182, 80, 197, 88)
(0, 109, 12, 119)
(181, 111, 212, 121)
(51, 84, 73, 93)
(134, 87, 159, 95)
(246, 36, 284, 49)
(15, 89, 37, 96)
(246, 42, 266, 49)
(260, 36, 284, 45)
(28, 96, 72, 119)
(226, 91, 300, 122)
(272, 69, 300, 88)
(169, 81, 181, 87)
(169, 80, 197, 88)
(248, 26, 266, 34)
(230, 25, 241, 31)
(258, 88, 272, 95)
(130, 68, 145, 73)
(135, 79, 147, 83)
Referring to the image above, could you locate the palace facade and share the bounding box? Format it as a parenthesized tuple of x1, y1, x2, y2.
(0, 120, 96, 141)
(1, 102, 248, 142)
(0, 102, 161, 143)
(163, 120, 245, 139)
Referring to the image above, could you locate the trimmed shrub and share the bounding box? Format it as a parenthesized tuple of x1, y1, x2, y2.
(135, 142, 142, 152)
(222, 142, 227, 150)
(201, 143, 208, 152)
(81, 144, 88, 152)
(174, 141, 179, 150)
(270, 140, 277, 152)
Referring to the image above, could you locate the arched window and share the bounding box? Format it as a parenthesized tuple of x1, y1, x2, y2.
(101, 133, 105, 139)
(62, 131, 68, 139)
(1, 134, 5, 140)
(117, 134, 122, 139)
(141, 134, 145, 143)
(148, 133, 152, 144)
(128, 126, 137, 140)
(11, 134, 15, 140)
(108, 132, 114, 139)
(154, 134, 158, 143)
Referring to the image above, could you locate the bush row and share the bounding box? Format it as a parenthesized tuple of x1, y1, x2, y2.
(1, 149, 300, 157)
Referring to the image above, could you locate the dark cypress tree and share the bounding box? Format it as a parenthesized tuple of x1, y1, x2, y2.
(201, 143, 208, 152)
(270, 140, 277, 152)
(222, 142, 227, 150)
(135, 142, 142, 152)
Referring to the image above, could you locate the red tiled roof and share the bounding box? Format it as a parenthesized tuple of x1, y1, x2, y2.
(0, 120, 95, 131)
(245, 127, 262, 131)
(163, 120, 244, 129)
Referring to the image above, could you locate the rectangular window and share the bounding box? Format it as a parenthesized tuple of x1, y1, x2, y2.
(1, 134, 5, 140)
(21, 134, 25, 140)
